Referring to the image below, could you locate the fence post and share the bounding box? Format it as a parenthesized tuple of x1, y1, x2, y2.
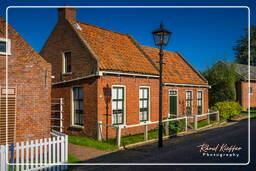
(194, 115, 197, 130)
(116, 126, 121, 147)
(144, 124, 148, 141)
(185, 117, 188, 132)
(165, 121, 169, 136)
(97, 121, 103, 141)
(216, 111, 220, 122)
(207, 114, 210, 125)
(65, 135, 68, 163)
(60, 98, 63, 133)
(1, 145, 8, 171)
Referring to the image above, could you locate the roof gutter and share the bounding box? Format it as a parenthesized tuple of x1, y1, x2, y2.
(52, 73, 100, 85)
(164, 82, 211, 88)
(100, 71, 159, 78)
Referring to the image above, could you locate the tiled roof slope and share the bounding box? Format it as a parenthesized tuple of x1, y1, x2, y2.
(221, 62, 256, 80)
(141, 45, 208, 85)
(73, 22, 159, 75)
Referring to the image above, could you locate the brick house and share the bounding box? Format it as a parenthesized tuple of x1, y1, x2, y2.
(0, 17, 52, 144)
(229, 62, 255, 110)
(40, 8, 209, 139)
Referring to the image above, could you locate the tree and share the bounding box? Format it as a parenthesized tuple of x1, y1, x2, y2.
(202, 61, 238, 107)
(234, 25, 256, 65)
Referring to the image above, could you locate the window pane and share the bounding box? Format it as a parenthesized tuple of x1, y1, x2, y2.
(112, 88, 117, 99)
(117, 101, 123, 110)
(139, 89, 143, 99)
(79, 102, 83, 109)
(64, 52, 71, 73)
(143, 100, 147, 108)
(0, 41, 6, 53)
(139, 100, 143, 108)
(112, 101, 117, 110)
(73, 87, 83, 125)
(118, 88, 123, 99)
(143, 89, 148, 98)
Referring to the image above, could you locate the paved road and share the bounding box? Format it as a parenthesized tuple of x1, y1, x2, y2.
(69, 119, 255, 170)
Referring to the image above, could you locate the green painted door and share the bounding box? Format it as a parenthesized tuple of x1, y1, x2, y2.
(169, 95, 177, 115)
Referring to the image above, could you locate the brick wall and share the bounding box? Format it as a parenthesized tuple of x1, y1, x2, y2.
(97, 75, 209, 139)
(50, 74, 209, 139)
(52, 78, 98, 138)
(0, 19, 52, 144)
(239, 81, 256, 110)
(40, 18, 97, 83)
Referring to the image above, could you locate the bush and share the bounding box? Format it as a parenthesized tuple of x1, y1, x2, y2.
(169, 120, 186, 135)
(211, 101, 242, 120)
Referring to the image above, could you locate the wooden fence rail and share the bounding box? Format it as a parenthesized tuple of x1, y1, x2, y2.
(98, 111, 220, 147)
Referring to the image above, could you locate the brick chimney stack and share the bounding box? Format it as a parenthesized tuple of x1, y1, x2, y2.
(58, 7, 76, 23)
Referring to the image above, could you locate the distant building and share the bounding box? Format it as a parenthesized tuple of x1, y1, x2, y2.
(0, 17, 52, 144)
(233, 63, 255, 110)
(218, 62, 254, 110)
(40, 8, 209, 139)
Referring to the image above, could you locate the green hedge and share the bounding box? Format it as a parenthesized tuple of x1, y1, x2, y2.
(211, 101, 242, 120)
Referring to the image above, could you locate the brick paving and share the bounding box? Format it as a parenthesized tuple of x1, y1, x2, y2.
(68, 143, 111, 161)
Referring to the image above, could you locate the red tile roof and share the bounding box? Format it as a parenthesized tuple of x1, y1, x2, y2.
(141, 45, 208, 85)
(73, 22, 159, 75)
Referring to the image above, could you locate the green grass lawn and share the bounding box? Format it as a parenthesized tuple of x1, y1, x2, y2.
(104, 129, 158, 146)
(68, 154, 80, 163)
(69, 136, 117, 151)
(240, 110, 256, 119)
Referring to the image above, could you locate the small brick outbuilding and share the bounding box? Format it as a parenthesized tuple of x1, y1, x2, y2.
(0, 17, 52, 144)
(40, 8, 209, 139)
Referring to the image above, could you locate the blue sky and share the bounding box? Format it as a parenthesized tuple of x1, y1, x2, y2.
(0, 0, 255, 71)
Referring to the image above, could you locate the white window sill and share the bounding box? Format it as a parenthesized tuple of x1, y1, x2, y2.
(70, 125, 84, 129)
(62, 72, 72, 76)
(0, 52, 11, 56)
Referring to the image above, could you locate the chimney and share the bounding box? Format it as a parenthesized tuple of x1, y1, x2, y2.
(58, 7, 76, 23)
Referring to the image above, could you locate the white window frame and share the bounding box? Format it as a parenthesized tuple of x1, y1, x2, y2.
(71, 86, 84, 128)
(0, 38, 11, 55)
(197, 90, 203, 115)
(112, 85, 126, 125)
(62, 51, 72, 74)
(168, 89, 178, 117)
(186, 90, 193, 115)
(139, 86, 151, 123)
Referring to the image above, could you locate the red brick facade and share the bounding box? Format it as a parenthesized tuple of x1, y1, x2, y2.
(40, 8, 209, 139)
(0, 17, 52, 144)
(236, 81, 256, 110)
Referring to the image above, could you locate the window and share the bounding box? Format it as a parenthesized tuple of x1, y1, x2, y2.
(0, 41, 6, 53)
(112, 86, 124, 125)
(0, 38, 11, 55)
(249, 87, 253, 94)
(197, 91, 203, 115)
(186, 91, 192, 115)
(73, 87, 84, 126)
(139, 87, 149, 122)
(63, 52, 71, 73)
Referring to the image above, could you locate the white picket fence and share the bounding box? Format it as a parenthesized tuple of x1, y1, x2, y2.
(0, 131, 68, 171)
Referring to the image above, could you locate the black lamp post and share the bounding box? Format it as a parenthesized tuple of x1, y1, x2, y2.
(152, 23, 171, 148)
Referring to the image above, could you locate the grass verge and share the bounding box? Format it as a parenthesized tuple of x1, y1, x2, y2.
(68, 154, 80, 163)
(69, 136, 117, 151)
(240, 110, 256, 119)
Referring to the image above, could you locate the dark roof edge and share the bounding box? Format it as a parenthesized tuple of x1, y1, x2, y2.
(176, 52, 208, 84)
(125, 34, 160, 74)
(66, 20, 100, 72)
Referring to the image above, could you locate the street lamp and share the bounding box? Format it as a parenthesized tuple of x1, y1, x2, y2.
(152, 23, 171, 148)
